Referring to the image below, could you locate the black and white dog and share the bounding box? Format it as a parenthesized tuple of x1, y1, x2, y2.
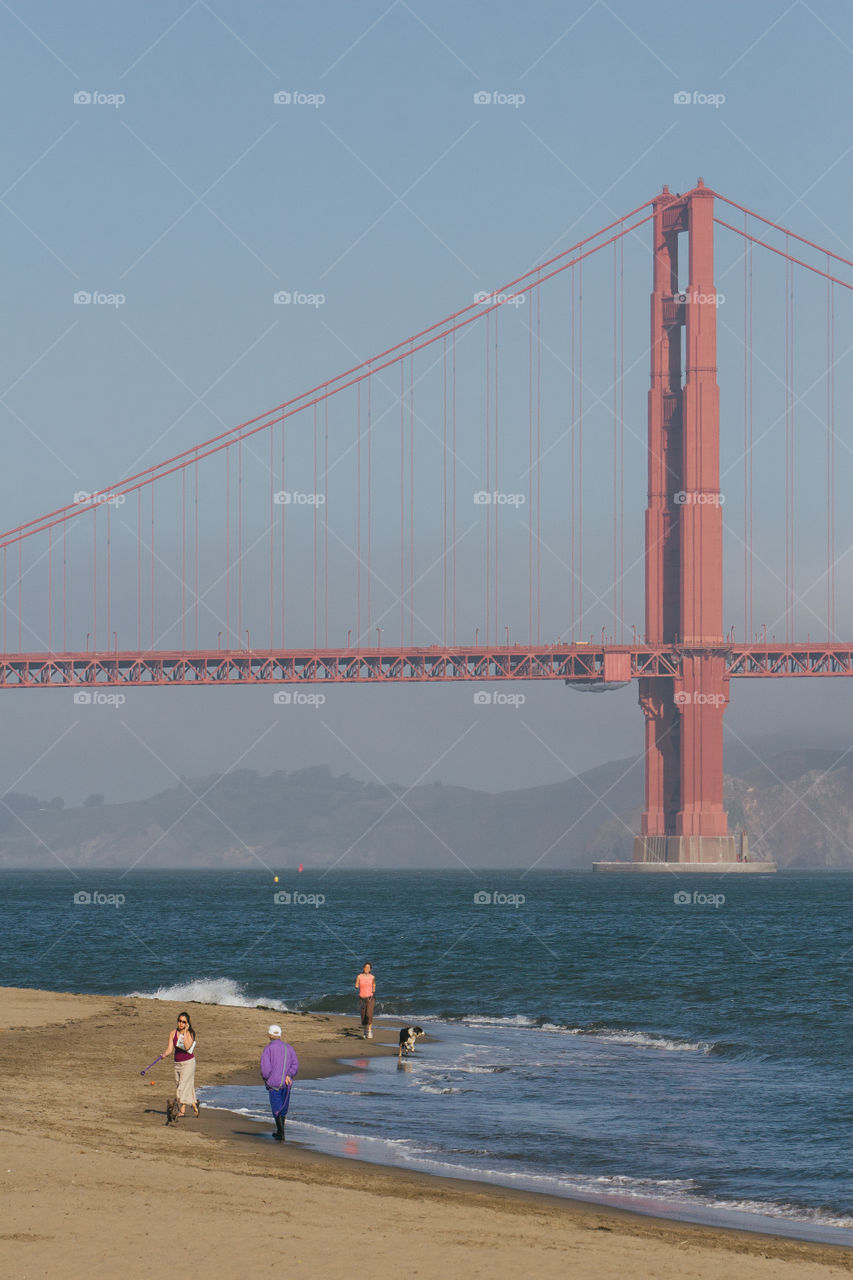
(398, 1025, 424, 1059)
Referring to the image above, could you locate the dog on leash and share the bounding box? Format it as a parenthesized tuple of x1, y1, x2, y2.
(165, 1098, 182, 1126)
(398, 1026, 424, 1059)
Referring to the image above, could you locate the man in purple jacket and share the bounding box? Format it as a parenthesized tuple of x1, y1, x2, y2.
(260, 1024, 299, 1141)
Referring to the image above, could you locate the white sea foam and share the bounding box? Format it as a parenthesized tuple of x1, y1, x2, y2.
(456, 1014, 711, 1053)
(128, 977, 289, 1011)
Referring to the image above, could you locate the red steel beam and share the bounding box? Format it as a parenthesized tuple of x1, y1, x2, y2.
(1, 643, 852, 689)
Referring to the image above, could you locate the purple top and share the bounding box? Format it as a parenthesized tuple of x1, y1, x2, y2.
(174, 1032, 195, 1062)
(260, 1040, 299, 1091)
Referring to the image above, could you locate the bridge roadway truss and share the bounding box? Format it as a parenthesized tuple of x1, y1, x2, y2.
(3, 643, 853, 687)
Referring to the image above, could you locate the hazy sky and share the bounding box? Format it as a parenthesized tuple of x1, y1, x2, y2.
(1, 0, 851, 805)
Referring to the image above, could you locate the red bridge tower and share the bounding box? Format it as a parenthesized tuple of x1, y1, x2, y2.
(632, 181, 746, 867)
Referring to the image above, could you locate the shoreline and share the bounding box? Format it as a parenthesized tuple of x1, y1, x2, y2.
(1, 986, 849, 1278)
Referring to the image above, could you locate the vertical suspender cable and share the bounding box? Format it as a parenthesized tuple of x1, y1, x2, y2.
(400, 360, 405, 645)
(578, 257, 584, 639)
(409, 349, 415, 646)
(106, 505, 111, 650)
(269, 428, 274, 649)
(452, 330, 457, 646)
(613, 241, 618, 640)
(238, 440, 243, 646)
(536, 272, 542, 643)
(748, 236, 754, 640)
(367, 371, 372, 639)
(225, 447, 230, 649)
(528, 292, 534, 642)
(182, 467, 187, 651)
(137, 491, 142, 651)
(280, 420, 286, 649)
(443, 336, 448, 646)
(494, 306, 499, 644)
(485, 312, 490, 645)
(92, 509, 97, 651)
(150, 487, 155, 650)
(194, 452, 200, 651)
(357, 383, 362, 646)
(48, 528, 52, 651)
(324, 394, 329, 647)
(313, 405, 318, 649)
(743, 218, 749, 640)
(570, 266, 575, 639)
(619, 233, 625, 639)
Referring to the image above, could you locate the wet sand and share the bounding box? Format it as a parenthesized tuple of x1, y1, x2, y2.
(0, 987, 849, 1279)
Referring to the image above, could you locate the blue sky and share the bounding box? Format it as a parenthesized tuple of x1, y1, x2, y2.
(0, 0, 851, 807)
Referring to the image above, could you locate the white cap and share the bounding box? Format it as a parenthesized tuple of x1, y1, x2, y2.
(268, 1024, 282, 1038)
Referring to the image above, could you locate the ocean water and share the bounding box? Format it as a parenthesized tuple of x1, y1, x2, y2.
(2, 869, 851, 1244)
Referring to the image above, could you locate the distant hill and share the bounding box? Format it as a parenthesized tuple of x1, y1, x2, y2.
(2, 744, 852, 870)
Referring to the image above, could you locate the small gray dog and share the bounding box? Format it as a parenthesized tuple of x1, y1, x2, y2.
(165, 1098, 182, 1126)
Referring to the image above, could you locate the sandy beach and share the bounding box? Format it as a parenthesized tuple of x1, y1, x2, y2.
(0, 987, 848, 1279)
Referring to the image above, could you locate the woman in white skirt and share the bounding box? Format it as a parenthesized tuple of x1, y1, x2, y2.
(163, 1011, 198, 1117)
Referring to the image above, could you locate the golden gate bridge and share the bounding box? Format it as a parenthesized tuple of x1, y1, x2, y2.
(2, 181, 851, 870)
